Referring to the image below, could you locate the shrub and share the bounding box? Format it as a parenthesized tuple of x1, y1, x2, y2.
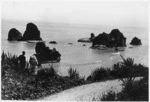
(100, 77, 148, 101)
(89, 67, 110, 81)
(68, 67, 79, 79)
(101, 91, 117, 101)
(36, 66, 57, 80)
(1, 52, 19, 72)
(110, 56, 148, 91)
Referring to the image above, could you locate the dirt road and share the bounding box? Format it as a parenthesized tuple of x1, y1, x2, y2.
(38, 79, 123, 101)
(38, 77, 141, 101)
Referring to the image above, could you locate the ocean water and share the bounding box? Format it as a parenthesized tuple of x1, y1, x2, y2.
(1, 20, 148, 77)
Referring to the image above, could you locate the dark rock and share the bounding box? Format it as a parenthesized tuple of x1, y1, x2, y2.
(83, 44, 86, 46)
(23, 23, 42, 40)
(68, 43, 73, 45)
(129, 47, 133, 48)
(35, 42, 61, 63)
(90, 33, 95, 41)
(130, 37, 142, 45)
(78, 33, 95, 43)
(92, 29, 126, 47)
(109, 29, 126, 47)
(92, 32, 110, 47)
(8, 28, 22, 41)
(49, 41, 57, 44)
(78, 38, 91, 42)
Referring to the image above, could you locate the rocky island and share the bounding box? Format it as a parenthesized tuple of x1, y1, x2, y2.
(8, 23, 42, 41)
(34, 42, 61, 64)
(8, 28, 22, 41)
(23, 23, 42, 40)
(92, 29, 126, 48)
(130, 37, 142, 45)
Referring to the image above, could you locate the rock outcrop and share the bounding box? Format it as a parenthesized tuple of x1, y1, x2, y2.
(35, 42, 61, 63)
(8, 28, 22, 41)
(92, 29, 126, 47)
(78, 33, 95, 43)
(78, 38, 91, 42)
(130, 37, 142, 45)
(49, 41, 57, 44)
(92, 32, 110, 47)
(90, 33, 95, 41)
(22, 23, 42, 40)
(109, 29, 126, 47)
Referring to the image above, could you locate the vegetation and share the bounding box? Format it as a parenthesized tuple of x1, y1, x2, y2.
(100, 77, 148, 101)
(87, 55, 148, 83)
(88, 67, 111, 81)
(68, 67, 79, 79)
(94, 55, 148, 101)
(2, 52, 148, 101)
(1, 52, 85, 100)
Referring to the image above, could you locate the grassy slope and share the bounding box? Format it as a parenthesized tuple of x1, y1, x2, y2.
(1, 52, 148, 100)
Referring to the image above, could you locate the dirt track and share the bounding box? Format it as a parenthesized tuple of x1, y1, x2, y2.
(38, 79, 123, 101)
(38, 77, 141, 101)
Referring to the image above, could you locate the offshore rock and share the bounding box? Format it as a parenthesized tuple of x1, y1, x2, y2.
(35, 42, 61, 63)
(78, 33, 95, 43)
(8, 28, 22, 41)
(78, 38, 91, 42)
(23, 23, 42, 40)
(130, 37, 142, 45)
(92, 32, 110, 47)
(92, 29, 126, 47)
(49, 41, 57, 44)
(109, 29, 126, 47)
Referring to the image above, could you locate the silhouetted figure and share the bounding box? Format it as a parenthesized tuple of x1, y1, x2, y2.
(18, 51, 26, 72)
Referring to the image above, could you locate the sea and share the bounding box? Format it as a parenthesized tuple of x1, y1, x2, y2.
(1, 20, 149, 78)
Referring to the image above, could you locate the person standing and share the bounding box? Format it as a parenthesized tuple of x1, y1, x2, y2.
(18, 51, 26, 72)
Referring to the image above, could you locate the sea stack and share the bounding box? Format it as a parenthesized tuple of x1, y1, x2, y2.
(109, 29, 126, 47)
(8, 28, 22, 41)
(130, 37, 142, 45)
(22, 23, 42, 40)
(92, 29, 126, 47)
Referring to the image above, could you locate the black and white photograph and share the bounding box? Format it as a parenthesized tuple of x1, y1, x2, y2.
(1, 0, 149, 101)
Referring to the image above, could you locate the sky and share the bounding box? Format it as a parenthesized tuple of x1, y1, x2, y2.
(1, 0, 149, 28)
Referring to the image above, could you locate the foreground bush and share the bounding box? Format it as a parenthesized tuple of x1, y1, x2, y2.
(88, 67, 110, 81)
(87, 55, 148, 82)
(98, 55, 148, 101)
(68, 67, 79, 79)
(100, 77, 148, 101)
(2, 52, 19, 73)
